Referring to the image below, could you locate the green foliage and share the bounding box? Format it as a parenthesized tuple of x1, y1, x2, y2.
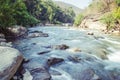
(24, 0, 75, 24)
(0, 0, 39, 28)
(0, 0, 16, 28)
(101, 13, 115, 30)
(116, 0, 120, 6)
(101, 7, 120, 30)
(0, 0, 75, 28)
(74, 14, 84, 26)
(113, 7, 120, 20)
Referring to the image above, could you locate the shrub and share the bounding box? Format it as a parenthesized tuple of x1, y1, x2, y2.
(74, 14, 84, 26)
(101, 13, 115, 30)
(113, 7, 120, 20)
(116, 0, 120, 6)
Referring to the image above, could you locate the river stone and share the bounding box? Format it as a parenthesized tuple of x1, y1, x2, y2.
(51, 44, 69, 50)
(0, 46, 23, 80)
(28, 31, 49, 38)
(30, 67, 51, 80)
(8, 26, 27, 37)
(23, 61, 51, 80)
(47, 57, 64, 66)
(38, 50, 51, 55)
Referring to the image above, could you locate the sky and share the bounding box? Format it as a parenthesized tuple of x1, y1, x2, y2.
(53, 0, 92, 9)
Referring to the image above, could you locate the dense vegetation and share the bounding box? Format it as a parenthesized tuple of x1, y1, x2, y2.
(24, 0, 75, 24)
(0, 0, 75, 29)
(74, 14, 84, 26)
(74, 0, 120, 31)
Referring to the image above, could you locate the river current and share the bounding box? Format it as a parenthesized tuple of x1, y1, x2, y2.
(14, 26, 120, 80)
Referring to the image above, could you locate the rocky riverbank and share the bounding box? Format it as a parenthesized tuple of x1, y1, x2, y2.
(77, 14, 120, 35)
(0, 26, 27, 80)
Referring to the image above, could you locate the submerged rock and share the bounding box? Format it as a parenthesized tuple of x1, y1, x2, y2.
(47, 57, 64, 66)
(87, 32, 94, 35)
(38, 50, 51, 55)
(51, 44, 69, 50)
(30, 67, 51, 80)
(0, 46, 23, 80)
(23, 61, 51, 80)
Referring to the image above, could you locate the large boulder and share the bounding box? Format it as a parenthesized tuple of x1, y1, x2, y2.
(8, 25, 27, 37)
(0, 46, 23, 80)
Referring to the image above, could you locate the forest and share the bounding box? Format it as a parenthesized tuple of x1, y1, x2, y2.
(0, 0, 75, 28)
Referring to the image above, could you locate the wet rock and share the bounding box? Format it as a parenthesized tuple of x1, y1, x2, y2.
(29, 30, 43, 33)
(28, 32, 49, 38)
(23, 61, 51, 80)
(0, 34, 6, 43)
(87, 32, 94, 35)
(0, 42, 12, 47)
(8, 26, 27, 37)
(0, 46, 23, 80)
(52, 44, 69, 50)
(30, 68, 51, 80)
(79, 69, 100, 80)
(0, 38, 6, 42)
(32, 43, 37, 45)
(47, 57, 64, 66)
(67, 48, 81, 52)
(38, 50, 51, 55)
(23, 58, 30, 63)
(68, 55, 81, 63)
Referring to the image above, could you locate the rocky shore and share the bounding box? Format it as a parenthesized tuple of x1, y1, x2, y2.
(0, 35, 23, 79)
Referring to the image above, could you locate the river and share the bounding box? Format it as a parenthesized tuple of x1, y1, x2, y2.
(13, 26, 120, 80)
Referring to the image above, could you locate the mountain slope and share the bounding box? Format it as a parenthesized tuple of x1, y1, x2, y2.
(54, 1, 82, 15)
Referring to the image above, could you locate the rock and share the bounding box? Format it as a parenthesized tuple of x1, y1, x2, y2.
(28, 31, 49, 38)
(8, 25, 27, 37)
(0, 42, 12, 47)
(0, 46, 23, 80)
(38, 50, 51, 55)
(0, 38, 6, 42)
(79, 69, 100, 80)
(52, 44, 69, 50)
(47, 57, 64, 66)
(87, 32, 94, 35)
(30, 67, 51, 80)
(23, 61, 51, 80)
(67, 48, 81, 52)
(68, 55, 81, 63)
(0, 33, 5, 38)
(29, 30, 43, 33)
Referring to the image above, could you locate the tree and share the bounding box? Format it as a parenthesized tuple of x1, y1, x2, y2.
(0, 0, 16, 28)
(74, 14, 84, 26)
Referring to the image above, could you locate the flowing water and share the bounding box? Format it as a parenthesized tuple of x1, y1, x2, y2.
(14, 26, 120, 80)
